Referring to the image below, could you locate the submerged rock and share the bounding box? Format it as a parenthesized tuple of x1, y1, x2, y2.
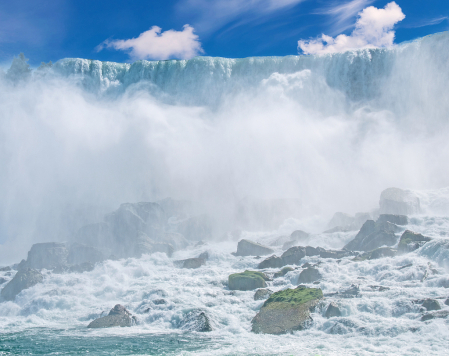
(421, 310, 449, 321)
(298, 267, 322, 284)
(379, 187, 421, 215)
(415, 298, 441, 311)
(178, 309, 212, 332)
(251, 286, 323, 334)
(257, 255, 283, 269)
(180, 258, 206, 269)
(1, 268, 43, 301)
(87, 304, 137, 328)
(235, 239, 274, 257)
(254, 288, 273, 300)
(339, 284, 360, 298)
(274, 267, 295, 278)
(228, 270, 269, 291)
(398, 230, 431, 253)
(325, 302, 342, 318)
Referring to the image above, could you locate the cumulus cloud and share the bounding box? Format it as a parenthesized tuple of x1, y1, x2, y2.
(96, 25, 203, 60)
(299, 1, 405, 55)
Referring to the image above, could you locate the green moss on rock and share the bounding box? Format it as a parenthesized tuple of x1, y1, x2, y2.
(398, 230, 431, 253)
(263, 286, 323, 309)
(228, 270, 268, 291)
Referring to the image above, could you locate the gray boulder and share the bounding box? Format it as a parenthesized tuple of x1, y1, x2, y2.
(377, 214, 408, 226)
(235, 239, 274, 257)
(379, 187, 421, 215)
(325, 302, 342, 318)
(254, 288, 273, 300)
(416, 299, 441, 311)
(1, 268, 43, 301)
(87, 304, 137, 328)
(290, 230, 309, 241)
(257, 255, 284, 269)
(26, 243, 68, 270)
(251, 286, 323, 334)
(421, 310, 449, 322)
(281, 246, 306, 266)
(179, 258, 206, 269)
(344, 220, 398, 252)
(228, 271, 269, 291)
(398, 230, 431, 253)
(274, 267, 295, 278)
(298, 267, 322, 284)
(177, 309, 212, 332)
(339, 284, 360, 298)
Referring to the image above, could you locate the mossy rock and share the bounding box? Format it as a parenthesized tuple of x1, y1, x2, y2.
(228, 270, 268, 291)
(398, 230, 431, 253)
(274, 267, 295, 278)
(252, 286, 323, 334)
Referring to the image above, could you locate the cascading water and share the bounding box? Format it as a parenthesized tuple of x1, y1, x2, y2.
(1, 32, 449, 355)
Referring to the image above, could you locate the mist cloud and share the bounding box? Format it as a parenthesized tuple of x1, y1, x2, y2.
(96, 25, 203, 60)
(298, 1, 405, 54)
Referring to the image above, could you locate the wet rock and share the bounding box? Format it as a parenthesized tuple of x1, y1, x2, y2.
(235, 239, 274, 257)
(305, 246, 320, 256)
(153, 299, 167, 305)
(198, 251, 209, 261)
(377, 214, 408, 226)
(0, 266, 11, 272)
(26, 242, 68, 270)
(290, 230, 309, 241)
(228, 270, 269, 291)
(257, 255, 283, 269)
(379, 187, 421, 215)
(87, 304, 137, 328)
(339, 284, 360, 298)
(325, 302, 342, 318)
(298, 267, 322, 284)
(69, 262, 95, 273)
(180, 258, 205, 269)
(254, 288, 273, 300)
(344, 220, 397, 252)
(421, 310, 449, 322)
(354, 247, 398, 261)
(445, 298, 449, 306)
(178, 309, 212, 332)
(368, 285, 390, 292)
(398, 230, 431, 253)
(67, 243, 104, 265)
(281, 246, 306, 266)
(0, 277, 6, 285)
(415, 299, 441, 311)
(319, 249, 350, 259)
(1, 268, 44, 301)
(282, 240, 298, 250)
(251, 286, 323, 334)
(274, 267, 295, 278)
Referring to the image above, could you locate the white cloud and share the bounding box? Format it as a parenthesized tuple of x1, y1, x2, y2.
(298, 1, 405, 55)
(96, 25, 203, 61)
(176, 0, 305, 35)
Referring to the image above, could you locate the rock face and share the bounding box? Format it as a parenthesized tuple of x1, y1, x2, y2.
(67, 243, 105, 265)
(344, 219, 398, 252)
(257, 256, 284, 269)
(398, 231, 431, 253)
(251, 286, 323, 334)
(228, 271, 269, 291)
(379, 187, 421, 215)
(26, 243, 68, 270)
(254, 288, 273, 300)
(298, 267, 322, 284)
(325, 302, 342, 318)
(87, 304, 136, 328)
(178, 309, 212, 332)
(235, 239, 274, 257)
(281, 246, 306, 265)
(1, 268, 43, 301)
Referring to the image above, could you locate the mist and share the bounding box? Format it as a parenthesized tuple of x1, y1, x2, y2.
(1, 32, 449, 264)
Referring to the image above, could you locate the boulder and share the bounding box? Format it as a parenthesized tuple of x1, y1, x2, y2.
(416, 299, 441, 311)
(298, 267, 322, 284)
(290, 230, 309, 241)
(344, 220, 398, 252)
(26, 242, 68, 270)
(228, 271, 269, 291)
(235, 239, 274, 257)
(325, 302, 342, 318)
(0, 277, 7, 285)
(354, 247, 398, 261)
(379, 187, 421, 215)
(180, 258, 205, 269)
(281, 246, 306, 266)
(421, 310, 449, 322)
(319, 249, 350, 259)
(377, 214, 408, 226)
(177, 309, 212, 332)
(1, 268, 43, 301)
(274, 267, 295, 278)
(398, 230, 431, 253)
(198, 251, 209, 261)
(67, 243, 104, 265)
(257, 256, 284, 269)
(445, 298, 449, 306)
(87, 304, 136, 328)
(339, 284, 360, 298)
(251, 286, 323, 334)
(254, 288, 273, 301)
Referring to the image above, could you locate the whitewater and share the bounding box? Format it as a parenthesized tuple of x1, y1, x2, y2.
(1, 32, 449, 355)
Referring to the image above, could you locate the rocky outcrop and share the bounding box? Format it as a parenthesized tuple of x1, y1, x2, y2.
(228, 271, 269, 291)
(254, 288, 273, 300)
(344, 219, 398, 252)
(235, 239, 274, 257)
(398, 231, 431, 253)
(26, 243, 68, 270)
(257, 256, 283, 269)
(177, 309, 212, 332)
(325, 302, 342, 318)
(298, 267, 322, 284)
(251, 286, 323, 334)
(281, 246, 306, 265)
(1, 268, 43, 301)
(87, 304, 137, 328)
(379, 187, 421, 215)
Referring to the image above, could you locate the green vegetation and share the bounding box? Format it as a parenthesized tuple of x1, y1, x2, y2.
(228, 270, 269, 291)
(262, 286, 323, 309)
(398, 231, 431, 252)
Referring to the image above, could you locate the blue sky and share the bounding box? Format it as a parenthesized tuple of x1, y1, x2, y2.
(0, 0, 447, 65)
